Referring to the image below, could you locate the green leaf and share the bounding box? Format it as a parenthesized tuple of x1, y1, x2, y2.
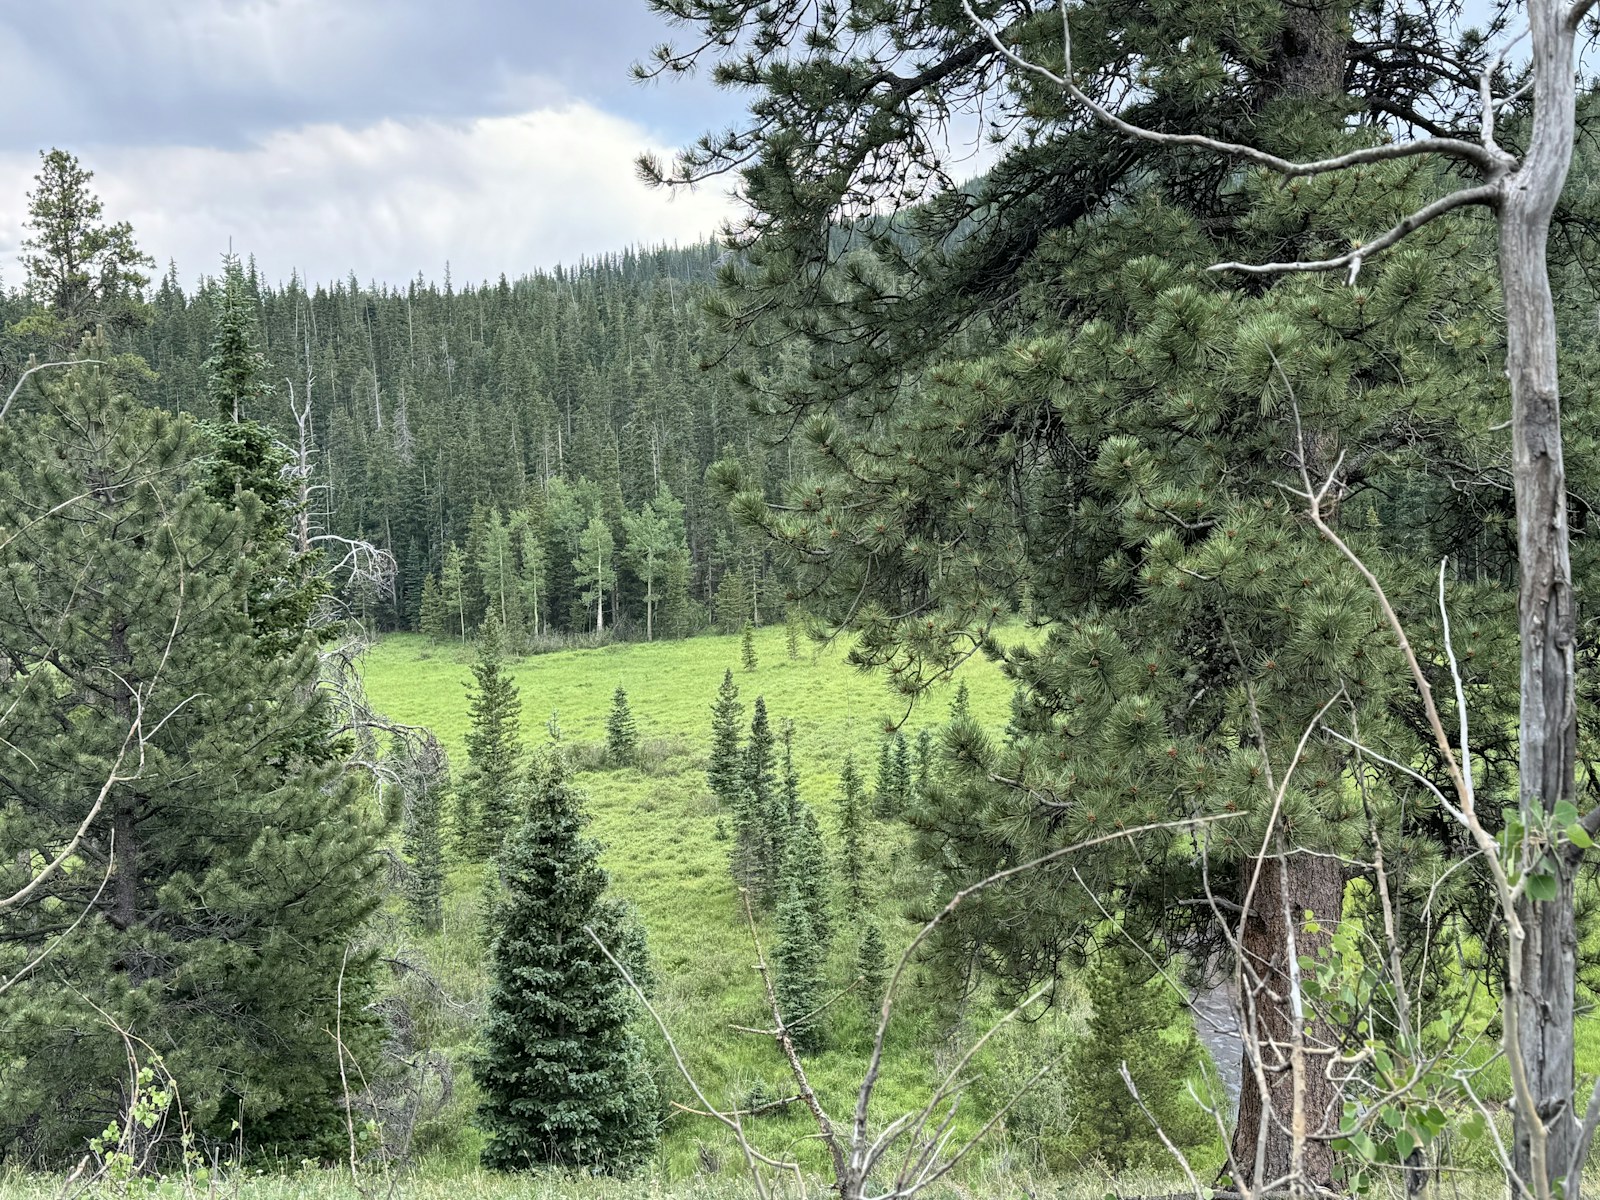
(1528, 870, 1559, 902)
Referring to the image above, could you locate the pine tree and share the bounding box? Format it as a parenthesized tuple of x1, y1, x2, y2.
(741, 620, 758, 671)
(607, 685, 639, 767)
(460, 617, 523, 858)
(706, 669, 743, 809)
(0, 368, 384, 1157)
(653, 7, 1526, 1183)
(1060, 952, 1218, 1171)
(404, 772, 447, 933)
(836, 754, 867, 905)
(785, 608, 801, 660)
(474, 759, 659, 1173)
(857, 922, 888, 1006)
(15, 148, 153, 345)
(773, 882, 826, 1054)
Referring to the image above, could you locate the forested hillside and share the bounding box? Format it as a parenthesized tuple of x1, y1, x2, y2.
(5, 242, 796, 641)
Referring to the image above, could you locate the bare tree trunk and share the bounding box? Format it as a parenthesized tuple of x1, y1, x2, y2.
(1504, 4, 1581, 1188)
(1230, 853, 1343, 1196)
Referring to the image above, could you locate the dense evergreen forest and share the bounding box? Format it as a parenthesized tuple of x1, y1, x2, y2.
(3, 241, 796, 643)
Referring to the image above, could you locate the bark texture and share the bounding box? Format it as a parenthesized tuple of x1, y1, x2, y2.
(1503, 3, 1581, 1192)
(1229, 853, 1344, 1196)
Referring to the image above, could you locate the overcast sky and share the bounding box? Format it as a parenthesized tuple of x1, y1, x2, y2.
(0, 1, 745, 290)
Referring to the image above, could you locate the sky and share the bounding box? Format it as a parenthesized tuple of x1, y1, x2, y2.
(0, 1, 746, 290)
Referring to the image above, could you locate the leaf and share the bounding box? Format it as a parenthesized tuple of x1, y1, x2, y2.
(1528, 870, 1559, 902)
(1568, 823, 1594, 850)
(1396, 1130, 1417, 1160)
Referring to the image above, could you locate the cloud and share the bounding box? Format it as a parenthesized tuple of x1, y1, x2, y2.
(0, 101, 740, 290)
(0, 0, 736, 153)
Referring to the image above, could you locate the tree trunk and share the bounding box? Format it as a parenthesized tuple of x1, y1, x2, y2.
(1503, 4, 1582, 1192)
(1229, 852, 1343, 1196)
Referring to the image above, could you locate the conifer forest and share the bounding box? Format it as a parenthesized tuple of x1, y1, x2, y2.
(8, 2, 1600, 1198)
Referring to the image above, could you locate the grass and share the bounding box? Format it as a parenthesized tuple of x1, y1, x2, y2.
(357, 625, 1067, 1180)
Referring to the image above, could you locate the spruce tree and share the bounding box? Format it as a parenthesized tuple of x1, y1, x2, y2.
(607, 685, 639, 767)
(786, 802, 832, 954)
(460, 617, 523, 858)
(474, 758, 658, 1173)
(200, 252, 320, 658)
(836, 754, 867, 905)
(890, 733, 911, 812)
(0, 368, 383, 1157)
(785, 608, 801, 660)
(913, 728, 933, 804)
(1060, 952, 1218, 1171)
(738, 696, 781, 903)
(740, 620, 758, 671)
(706, 669, 743, 808)
(872, 735, 896, 819)
(404, 772, 447, 934)
(773, 882, 826, 1054)
(419, 574, 447, 642)
(857, 922, 888, 1006)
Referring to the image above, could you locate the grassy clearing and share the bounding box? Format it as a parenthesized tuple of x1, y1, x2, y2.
(359, 626, 1073, 1179)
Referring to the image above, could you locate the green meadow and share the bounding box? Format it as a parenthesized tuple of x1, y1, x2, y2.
(357, 625, 1080, 1182)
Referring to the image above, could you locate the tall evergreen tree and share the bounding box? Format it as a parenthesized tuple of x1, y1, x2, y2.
(15, 148, 153, 346)
(474, 758, 658, 1173)
(773, 881, 826, 1054)
(0, 368, 384, 1157)
(404, 769, 448, 934)
(740, 620, 758, 672)
(419, 574, 447, 642)
(706, 668, 743, 809)
(738, 696, 780, 903)
(786, 802, 832, 954)
(836, 754, 867, 906)
(459, 617, 523, 858)
(199, 253, 320, 657)
(856, 922, 887, 1007)
(653, 2, 1541, 1182)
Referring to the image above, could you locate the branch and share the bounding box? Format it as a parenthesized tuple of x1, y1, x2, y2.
(959, 1, 1500, 176)
(1211, 184, 1501, 280)
(1, 360, 103, 422)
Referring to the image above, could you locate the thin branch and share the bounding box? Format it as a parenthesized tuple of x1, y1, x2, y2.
(1, 360, 103, 421)
(1211, 185, 1501, 280)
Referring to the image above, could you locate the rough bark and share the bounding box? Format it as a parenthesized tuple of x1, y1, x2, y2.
(1229, 852, 1344, 1196)
(1503, 3, 1582, 1192)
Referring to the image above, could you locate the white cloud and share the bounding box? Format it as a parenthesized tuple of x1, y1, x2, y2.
(0, 100, 739, 290)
